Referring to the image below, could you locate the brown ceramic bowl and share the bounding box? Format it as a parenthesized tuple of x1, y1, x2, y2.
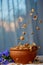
(10, 48, 38, 64)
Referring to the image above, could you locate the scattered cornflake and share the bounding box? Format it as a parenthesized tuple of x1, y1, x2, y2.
(29, 45, 32, 51)
(34, 56, 39, 61)
(20, 36, 24, 40)
(18, 17, 24, 22)
(23, 47, 28, 50)
(10, 46, 19, 50)
(31, 8, 35, 13)
(30, 12, 33, 16)
(33, 15, 38, 20)
(19, 47, 23, 50)
(32, 42, 36, 46)
(21, 24, 27, 28)
(22, 32, 26, 35)
(24, 43, 29, 47)
(19, 45, 23, 48)
(39, 20, 42, 23)
(36, 26, 40, 30)
(23, 45, 26, 48)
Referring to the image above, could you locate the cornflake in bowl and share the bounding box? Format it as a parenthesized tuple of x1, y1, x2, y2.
(10, 43, 39, 64)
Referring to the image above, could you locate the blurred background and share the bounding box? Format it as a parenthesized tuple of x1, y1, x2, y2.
(0, 0, 43, 55)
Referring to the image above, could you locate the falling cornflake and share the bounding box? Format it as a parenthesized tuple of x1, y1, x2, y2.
(33, 15, 38, 21)
(32, 42, 36, 46)
(29, 45, 32, 51)
(30, 12, 33, 16)
(18, 17, 24, 22)
(21, 24, 27, 28)
(20, 36, 24, 40)
(36, 26, 40, 30)
(31, 8, 35, 13)
(22, 32, 26, 35)
(39, 20, 42, 23)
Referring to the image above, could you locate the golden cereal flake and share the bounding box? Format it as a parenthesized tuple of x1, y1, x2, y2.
(30, 12, 33, 16)
(32, 42, 36, 46)
(24, 43, 29, 47)
(36, 26, 40, 30)
(29, 45, 32, 51)
(18, 17, 23, 22)
(20, 36, 24, 40)
(22, 24, 27, 28)
(23, 47, 28, 50)
(31, 8, 35, 13)
(19, 45, 23, 48)
(39, 20, 42, 23)
(22, 45, 26, 48)
(14, 46, 19, 50)
(19, 47, 23, 50)
(22, 32, 26, 35)
(33, 15, 38, 20)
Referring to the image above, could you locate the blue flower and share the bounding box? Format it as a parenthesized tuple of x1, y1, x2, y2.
(3, 60, 9, 64)
(0, 49, 14, 64)
(0, 58, 3, 62)
(11, 60, 14, 62)
(0, 58, 2, 62)
(3, 50, 9, 57)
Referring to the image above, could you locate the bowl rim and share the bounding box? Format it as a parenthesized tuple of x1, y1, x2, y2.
(10, 48, 38, 52)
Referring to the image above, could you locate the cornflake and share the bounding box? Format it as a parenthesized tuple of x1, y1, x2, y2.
(31, 8, 35, 13)
(33, 15, 38, 20)
(29, 45, 32, 51)
(39, 20, 42, 23)
(18, 17, 23, 22)
(30, 12, 33, 16)
(22, 32, 26, 35)
(32, 42, 36, 46)
(22, 24, 27, 28)
(36, 26, 40, 30)
(20, 36, 24, 40)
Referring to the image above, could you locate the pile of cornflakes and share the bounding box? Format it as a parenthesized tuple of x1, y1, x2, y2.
(10, 43, 39, 51)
